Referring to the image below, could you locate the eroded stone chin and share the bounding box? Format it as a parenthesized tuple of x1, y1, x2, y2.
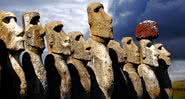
(63, 50, 71, 56)
(163, 57, 171, 66)
(14, 41, 24, 51)
(7, 39, 24, 51)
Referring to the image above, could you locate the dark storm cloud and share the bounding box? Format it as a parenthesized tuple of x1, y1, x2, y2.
(109, 0, 149, 41)
(109, 0, 185, 59)
(140, 0, 185, 40)
(109, 0, 185, 40)
(0, 0, 184, 59)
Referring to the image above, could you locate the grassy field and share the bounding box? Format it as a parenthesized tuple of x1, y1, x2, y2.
(172, 81, 185, 99)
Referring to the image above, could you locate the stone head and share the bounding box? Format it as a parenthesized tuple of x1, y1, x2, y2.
(139, 39, 159, 67)
(23, 12, 45, 50)
(154, 43, 171, 65)
(135, 20, 159, 40)
(107, 40, 126, 64)
(45, 21, 71, 55)
(69, 32, 91, 61)
(122, 37, 140, 64)
(87, 2, 113, 43)
(68, 31, 84, 51)
(0, 11, 24, 51)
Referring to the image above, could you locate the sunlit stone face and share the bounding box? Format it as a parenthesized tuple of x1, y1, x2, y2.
(87, 2, 113, 40)
(45, 21, 71, 55)
(154, 43, 171, 65)
(139, 39, 159, 67)
(0, 11, 24, 51)
(23, 12, 45, 50)
(68, 31, 84, 52)
(69, 32, 91, 61)
(122, 37, 140, 64)
(107, 40, 126, 64)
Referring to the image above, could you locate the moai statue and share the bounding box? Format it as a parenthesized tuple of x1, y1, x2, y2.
(0, 11, 27, 99)
(21, 12, 47, 99)
(45, 21, 71, 99)
(88, 2, 113, 45)
(107, 40, 126, 64)
(67, 32, 91, 99)
(107, 40, 131, 99)
(154, 43, 173, 99)
(122, 37, 143, 99)
(138, 39, 160, 99)
(136, 20, 160, 99)
(87, 2, 114, 99)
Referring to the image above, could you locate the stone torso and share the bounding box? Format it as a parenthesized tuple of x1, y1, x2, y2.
(88, 38, 113, 98)
(26, 50, 47, 90)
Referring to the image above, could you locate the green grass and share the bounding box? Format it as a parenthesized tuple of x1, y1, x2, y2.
(172, 81, 185, 99)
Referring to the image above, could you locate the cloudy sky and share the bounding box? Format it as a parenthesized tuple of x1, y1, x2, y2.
(0, 0, 185, 81)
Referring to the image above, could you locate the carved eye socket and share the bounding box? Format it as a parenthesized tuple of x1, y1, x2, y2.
(94, 6, 102, 12)
(3, 17, 11, 24)
(53, 25, 63, 32)
(158, 46, 162, 50)
(14, 17, 17, 22)
(30, 16, 40, 25)
(3, 17, 17, 24)
(127, 39, 132, 44)
(86, 47, 91, 50)
(146, 43, 152, 47)
(75, 35, 82, 41)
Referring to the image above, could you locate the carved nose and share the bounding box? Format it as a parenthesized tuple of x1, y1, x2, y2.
(16, 25, 24, 37)
(155, 53, 159, 58)
(166, 52, 171, 57)
(63, 36, 71, 47)
(64, 37, 70, 43)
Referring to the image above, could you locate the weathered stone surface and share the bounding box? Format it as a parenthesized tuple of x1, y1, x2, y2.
(123, 63, 143, 99)
(24, 25, 45, 51)
(122, 37, 140, 64)
(68, 32, 91, 98)
(135, 20, 159, 40)
(139, 39, 159, 67)
(107, 40, 126, 64)
(121, 37, 143, 98)
(68, 31, 91, 62)
(0, 11, 27, 98)
(45, 21, 71, 55)
(68, 31, 84, 52)
(154, 43, 171, 66)
(22, 12, 40, 32)
(45, 21, 72, 99)
(87, 2, 113, 45)
(138, 64, 160, 99)
(0, 11, 24, 50)
(23, 12, 45, 51)
(87, 3, 114, 98)
(154, 43, 173, 99)
(22, 11, 47, 98)
(107, 40, 130, 99)
(86, 38, 113, 99)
